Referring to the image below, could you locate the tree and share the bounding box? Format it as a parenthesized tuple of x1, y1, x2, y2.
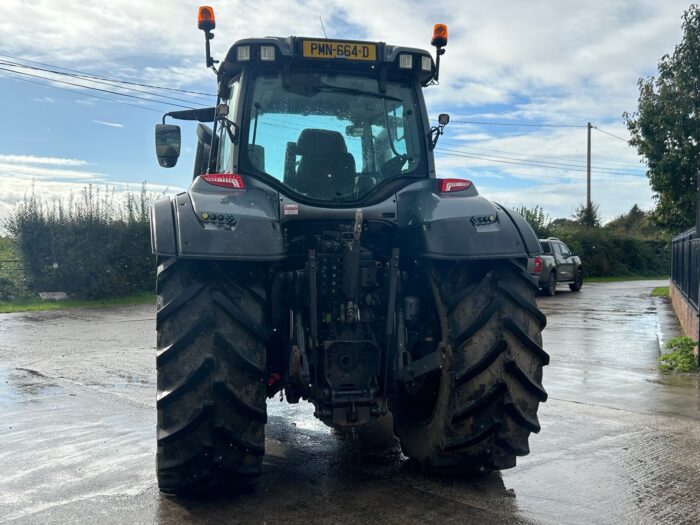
(515, 205, 552, 237)
(605, 204, 658, 237)
(624, 6, 700, 232)
(572, 202, 601, 228)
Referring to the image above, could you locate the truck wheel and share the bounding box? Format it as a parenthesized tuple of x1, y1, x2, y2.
(156, 258, 268, 496)
(569, 269, 583, 292)
(542, 271, 557, 296)
(393, 260, 548, 475)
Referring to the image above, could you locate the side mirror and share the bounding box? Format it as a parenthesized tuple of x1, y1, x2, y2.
(155, 124, 181, 168)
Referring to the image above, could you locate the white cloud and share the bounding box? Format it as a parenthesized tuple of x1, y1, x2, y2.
(0, 0, 691, 220)
(0, 155, 88, 166)
(30, 96, 54, 103)
(92, 120, 124, 128)
(75, 98, 99, 106)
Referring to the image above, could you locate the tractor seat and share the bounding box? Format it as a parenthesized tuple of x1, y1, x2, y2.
(293, 129, 355, 199)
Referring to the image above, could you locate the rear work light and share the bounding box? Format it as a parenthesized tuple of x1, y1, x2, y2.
(438, 178, 472, 193)
(534, 256, 543, 274)
(260, 45, 276, 61)
(236, 46, 251, 61)
(201, 173, 245, 189)
(421, 56, 432, 71)
(399, 54, 413, 69)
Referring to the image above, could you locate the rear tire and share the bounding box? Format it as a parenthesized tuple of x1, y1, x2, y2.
(393, 259, 549, 475)
(569, 269, 583, 292)
(542, 271, 557, 296)
(156, 258, 268, 496)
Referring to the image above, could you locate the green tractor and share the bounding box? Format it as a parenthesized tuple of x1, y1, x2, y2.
(151, 6, 548, 496)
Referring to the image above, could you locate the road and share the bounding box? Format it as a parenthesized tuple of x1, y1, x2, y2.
(1, 279, 699, 524)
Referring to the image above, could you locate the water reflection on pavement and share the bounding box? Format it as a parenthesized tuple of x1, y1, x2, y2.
(0, 279, 698, 524)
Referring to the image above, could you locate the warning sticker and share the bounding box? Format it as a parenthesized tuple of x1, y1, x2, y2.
(283, 204, 299, 216)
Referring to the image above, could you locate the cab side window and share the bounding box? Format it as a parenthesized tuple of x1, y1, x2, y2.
(559, 243, 572, 258)
(553, 243, 564, 258)
(218, 78, 240, 172)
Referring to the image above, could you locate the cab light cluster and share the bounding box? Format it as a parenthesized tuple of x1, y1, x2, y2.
(398, 53, 433, 72)
(236, 45, 276, 62)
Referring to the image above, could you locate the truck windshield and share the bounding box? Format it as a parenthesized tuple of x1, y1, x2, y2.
(234, 70, 424, 202)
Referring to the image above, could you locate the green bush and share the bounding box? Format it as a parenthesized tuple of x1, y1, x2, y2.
(658, 336, 698, 372)
(517, 203, 670, 278)
(548, 226, 669, 278)
(0, 236, 30, 300)
(4, 185, 159, 300)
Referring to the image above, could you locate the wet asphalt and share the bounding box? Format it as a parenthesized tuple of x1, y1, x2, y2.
(1, 279, 699, 524)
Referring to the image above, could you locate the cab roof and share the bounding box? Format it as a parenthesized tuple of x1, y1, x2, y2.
(218, 36, 436, 86)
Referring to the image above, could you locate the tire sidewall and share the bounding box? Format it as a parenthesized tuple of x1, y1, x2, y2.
(570, 269, 583, 292)
(546, 272, 557, 296)
(393, 351, 454, 462)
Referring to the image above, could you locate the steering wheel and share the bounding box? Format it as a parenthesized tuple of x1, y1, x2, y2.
(380, 154, 408, 177)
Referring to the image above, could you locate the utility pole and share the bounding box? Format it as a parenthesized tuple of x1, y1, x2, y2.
(587, 122, 592, 212)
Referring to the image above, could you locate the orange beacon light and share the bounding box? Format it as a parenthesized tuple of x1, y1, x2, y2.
(198, 6, 216, 32)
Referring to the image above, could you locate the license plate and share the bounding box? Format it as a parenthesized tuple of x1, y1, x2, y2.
(302, 40, 377, 61)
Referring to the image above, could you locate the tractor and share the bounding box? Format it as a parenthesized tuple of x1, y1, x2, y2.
(151, 6, 548, 496)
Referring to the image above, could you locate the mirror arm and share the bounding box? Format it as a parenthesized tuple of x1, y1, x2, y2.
(428, 123, 445, 150)
(221, 118, 239, 145)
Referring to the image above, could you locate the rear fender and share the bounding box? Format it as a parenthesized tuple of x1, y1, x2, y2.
(396, 180, 540, 260)
(150, 177, 285, 260)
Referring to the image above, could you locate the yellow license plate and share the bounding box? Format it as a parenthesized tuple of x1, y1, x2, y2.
(302, 40, 377, 61)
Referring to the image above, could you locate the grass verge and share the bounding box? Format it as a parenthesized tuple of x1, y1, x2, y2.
(651, 286, 669, 297)
(0, 292, 154, 314)
(586, 275, 668, 283)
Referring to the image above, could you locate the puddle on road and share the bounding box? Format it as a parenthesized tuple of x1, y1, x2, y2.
(0, 366, 61, 407)
(647, 373, 700, 389)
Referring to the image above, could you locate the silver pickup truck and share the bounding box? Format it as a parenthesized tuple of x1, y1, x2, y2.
(528, 237, 583, 295)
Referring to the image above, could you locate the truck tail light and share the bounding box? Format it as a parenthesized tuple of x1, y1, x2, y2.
(534, 257, 543, 274)
(438, 178, 472, 193)
(201, 173, 245, 189)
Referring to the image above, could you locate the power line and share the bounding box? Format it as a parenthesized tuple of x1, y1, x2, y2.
(0, 72, 166, 113)
(0, 66, 196, 109)
(435, 148, 647, 177)
(433, 117, 586, 128)
(593, 126, 630, 143)
(437, 141, 645, 173)
(0, 52, 215, 98)
(0, 60, 207, 106)
(438, 146, 644, 175)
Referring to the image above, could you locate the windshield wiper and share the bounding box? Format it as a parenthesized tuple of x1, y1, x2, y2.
(317, 82, 401, 101)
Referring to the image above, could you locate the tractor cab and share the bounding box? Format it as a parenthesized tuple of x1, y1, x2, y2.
(156, 8, 450, 206)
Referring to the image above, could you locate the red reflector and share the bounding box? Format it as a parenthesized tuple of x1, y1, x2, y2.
(534, 257, 543, 273)
(438, 178, 472, 193)
(201, 173, 245, 189)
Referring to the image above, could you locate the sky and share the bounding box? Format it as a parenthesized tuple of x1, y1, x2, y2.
(0, 0, 693, 224)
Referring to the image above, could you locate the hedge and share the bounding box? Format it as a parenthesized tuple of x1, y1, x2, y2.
(551, 228, 670, 278)
(5, 186, 156, 300)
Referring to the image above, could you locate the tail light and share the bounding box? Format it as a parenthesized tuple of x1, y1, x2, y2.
(534, 257, 543, 273)
(201, 173, 245, 189)
(438, 178, 472, 193)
